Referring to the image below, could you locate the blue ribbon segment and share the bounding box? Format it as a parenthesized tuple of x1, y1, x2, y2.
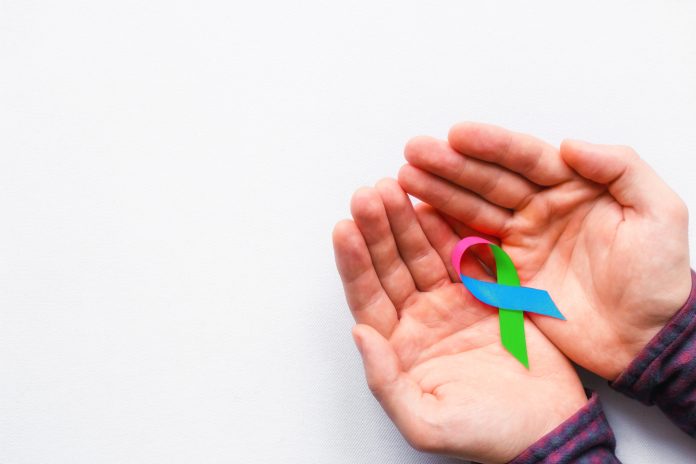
(460, 275, 566, 320)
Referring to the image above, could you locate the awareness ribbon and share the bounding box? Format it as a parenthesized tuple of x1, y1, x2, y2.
(451, 237, 565, 368)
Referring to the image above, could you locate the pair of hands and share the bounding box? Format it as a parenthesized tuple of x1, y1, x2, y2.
(333, 122, 691, 463)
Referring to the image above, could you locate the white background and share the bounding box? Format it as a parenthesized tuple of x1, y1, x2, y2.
(1, 1, 696, 462)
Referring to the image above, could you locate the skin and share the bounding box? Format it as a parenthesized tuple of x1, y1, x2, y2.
(332, 179, 587, 463)
(398, 122, 692, 380)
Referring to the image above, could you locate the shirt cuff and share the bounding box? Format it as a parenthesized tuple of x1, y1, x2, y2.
(508, 391, 619, 464)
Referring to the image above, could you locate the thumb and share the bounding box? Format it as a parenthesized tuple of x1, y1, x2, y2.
(560, 139, 685, 217)
(352, 324, 401, 390)
(352, 324, 432, 449)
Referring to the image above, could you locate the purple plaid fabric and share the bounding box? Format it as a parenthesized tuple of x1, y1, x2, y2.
(611, 270, 696, 436)
(508, 392, 619, 463)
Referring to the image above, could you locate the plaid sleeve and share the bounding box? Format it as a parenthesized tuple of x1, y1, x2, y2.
(611, 270, 696, 437)
(508, 391, 619, 464)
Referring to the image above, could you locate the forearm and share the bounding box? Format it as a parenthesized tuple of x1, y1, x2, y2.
(611, 270, 696, 436)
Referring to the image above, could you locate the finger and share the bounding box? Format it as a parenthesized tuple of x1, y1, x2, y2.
(333, 220, 398, 337)
(448, 122, 574, 186)
(352, 324, 437, 450)
(398, 164, 511, 236)
(405, 136, 540, 210)
(560, 139, 688, 218)
(414, 204, 494, 282)
(375, 178, 450, 291)
(351, 187, 418, 309)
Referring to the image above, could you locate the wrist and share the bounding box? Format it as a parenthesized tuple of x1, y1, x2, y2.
(612, 269, 695, 380)
(612, 269, 696, 389)
(537, 387, 589, 443)
(508, 391, 616, 464)
(499, 383, 589, 463)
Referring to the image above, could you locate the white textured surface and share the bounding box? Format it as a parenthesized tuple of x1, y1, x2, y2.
(1, 1, 696, 462)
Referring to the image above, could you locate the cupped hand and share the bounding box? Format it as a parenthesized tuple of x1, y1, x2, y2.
(399, 123, 692, 380)
(333, 179, 586, 463)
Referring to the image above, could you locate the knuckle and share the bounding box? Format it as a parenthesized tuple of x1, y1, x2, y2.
(478, 171, 501, 196)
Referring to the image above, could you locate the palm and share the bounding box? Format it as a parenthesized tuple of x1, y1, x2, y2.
(400, 123, 691, 379)
(333, 179, 586, 463)
(388, 279, 496, 369)
(386, 283, 583, 463)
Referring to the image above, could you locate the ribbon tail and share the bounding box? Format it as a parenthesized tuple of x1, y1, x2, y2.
(499, 308, 528, 368)
(489, 246, 528, 368)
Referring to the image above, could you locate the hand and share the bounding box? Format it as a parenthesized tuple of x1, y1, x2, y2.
(332, 179, 587, 463)
(399, 123, 692, 380)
